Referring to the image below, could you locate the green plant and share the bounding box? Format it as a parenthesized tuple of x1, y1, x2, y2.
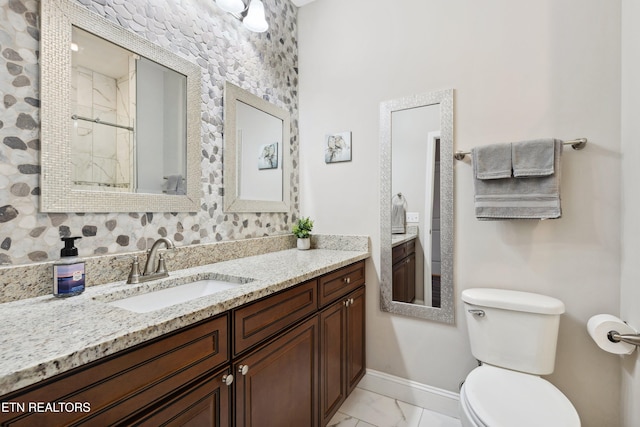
(292, 216, 314, 238)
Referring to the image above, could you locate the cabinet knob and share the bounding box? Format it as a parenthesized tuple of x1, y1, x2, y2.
(222, 374, 234, 386)
(343, 277, 351, 284)
(349, 298, 354, 305)
(343, 300, 348, 307)
(238, 364, 250, 375)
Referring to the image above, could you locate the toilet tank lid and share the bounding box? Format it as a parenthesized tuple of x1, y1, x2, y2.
(462, 288, 565, 314)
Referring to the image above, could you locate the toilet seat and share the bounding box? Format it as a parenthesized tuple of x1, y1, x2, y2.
(461, 365, 580, 427)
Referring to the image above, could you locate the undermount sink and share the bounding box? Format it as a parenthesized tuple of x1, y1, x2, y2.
(102, 274, 253, 313)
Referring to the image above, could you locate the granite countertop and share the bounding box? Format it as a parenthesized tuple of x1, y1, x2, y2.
(391, 233, 418, 247)
(0, 248, 369, 396)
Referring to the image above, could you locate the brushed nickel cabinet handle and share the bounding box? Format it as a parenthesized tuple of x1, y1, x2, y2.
(222, 374, 234, 386)
(238, 364, 249, 375)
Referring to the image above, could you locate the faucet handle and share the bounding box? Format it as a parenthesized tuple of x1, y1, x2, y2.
(127, 255, 141, 284)
(156, 253, 168, 275)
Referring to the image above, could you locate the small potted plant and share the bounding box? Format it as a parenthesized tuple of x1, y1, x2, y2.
(292, 216, 314, 250)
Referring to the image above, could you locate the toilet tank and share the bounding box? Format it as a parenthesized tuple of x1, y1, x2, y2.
(462, 288, 565, 375)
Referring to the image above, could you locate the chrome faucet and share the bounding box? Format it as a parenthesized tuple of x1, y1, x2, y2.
(127, 238, 175, 284)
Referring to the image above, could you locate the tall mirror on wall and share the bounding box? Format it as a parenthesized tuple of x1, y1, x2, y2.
(223, 81, 291, 213)
(380, 89, 454, 323)
(41, 0, 201, 213)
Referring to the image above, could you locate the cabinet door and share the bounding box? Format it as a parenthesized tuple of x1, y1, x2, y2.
(320, 286, 366, 425)
(392, 258, 408, 301)
(346, 286, 366, 394)
(235, 316, 319, 427)
(135, 367, 232, 427)
(406, 252, 416, 304)
(319, 299, 346, 425)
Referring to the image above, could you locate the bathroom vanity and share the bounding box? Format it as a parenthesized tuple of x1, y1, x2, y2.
(0, 248, 368, 427)
(391, 236, 417, 303)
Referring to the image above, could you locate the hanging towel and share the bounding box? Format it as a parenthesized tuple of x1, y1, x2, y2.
(176, 176, 186, 195)
(512, 138, 555, 177)
(471, 143, 512, 180)
(473, 139, 563, 220)
(391, 193, 407, 234)
(162, 174, 183, 195)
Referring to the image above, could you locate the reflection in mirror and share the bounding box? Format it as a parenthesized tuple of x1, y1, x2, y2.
(70, 27, 136, 192)
(380, 89, 454, 323)
(236, 101, 283, 202)
(223, 81, 291, 213)
(41, 0, 201, 212)
(391, 105, 441, 307)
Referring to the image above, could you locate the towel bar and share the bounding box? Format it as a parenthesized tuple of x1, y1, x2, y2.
(454, 138, 587, 161)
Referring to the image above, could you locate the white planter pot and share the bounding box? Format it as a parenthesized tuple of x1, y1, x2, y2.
(297, 237, 311, 250)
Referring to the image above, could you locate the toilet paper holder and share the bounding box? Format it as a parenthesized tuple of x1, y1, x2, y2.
(607, 331, 640, 347)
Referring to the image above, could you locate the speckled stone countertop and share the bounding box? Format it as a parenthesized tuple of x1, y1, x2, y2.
(0, 247, 369, 396)
(391, 233, 417, 247)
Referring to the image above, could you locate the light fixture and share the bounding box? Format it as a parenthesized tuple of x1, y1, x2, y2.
(215, 0, 269, 33)
(216, 0, 244, 14)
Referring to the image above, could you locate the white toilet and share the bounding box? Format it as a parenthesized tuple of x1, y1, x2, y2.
(459, 288, 581, 427)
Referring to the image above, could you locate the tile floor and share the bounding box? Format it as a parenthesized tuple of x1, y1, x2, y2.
(328, 388, 462, 427)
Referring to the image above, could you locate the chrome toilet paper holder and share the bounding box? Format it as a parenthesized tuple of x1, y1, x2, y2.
(607, 330, 640, 347)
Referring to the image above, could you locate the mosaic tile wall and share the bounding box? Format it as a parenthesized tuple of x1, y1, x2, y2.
(0, 0, 300, 266)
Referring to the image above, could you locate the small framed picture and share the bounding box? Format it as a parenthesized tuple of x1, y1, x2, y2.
(258, 142, 278, 170)
(324, 131, 352, 164)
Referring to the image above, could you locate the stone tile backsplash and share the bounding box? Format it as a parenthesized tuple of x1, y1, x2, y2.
(0, 0, 299, 270)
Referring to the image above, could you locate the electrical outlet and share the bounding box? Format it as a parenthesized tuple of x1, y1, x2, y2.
(406, 212, 419, 222)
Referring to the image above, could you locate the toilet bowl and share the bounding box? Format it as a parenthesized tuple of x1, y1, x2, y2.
(459, 365, 580, 427)
(460, 288, 581, 427)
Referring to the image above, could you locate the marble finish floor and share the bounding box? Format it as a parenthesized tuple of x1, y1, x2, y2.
(329, 388, 462, 427)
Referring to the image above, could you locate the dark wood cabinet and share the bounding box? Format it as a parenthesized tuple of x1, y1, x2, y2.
(233, 279, 317, 357)
(319, 286, 366, 425)
(0, 314, 229, 427)
(392, 240, 416, 303)
(234, 316, 319, 427)
(135, 367, 232, 427)
(0, 260, 366, 427)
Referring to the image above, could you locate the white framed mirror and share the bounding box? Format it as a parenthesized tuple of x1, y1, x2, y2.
(223, 81, 291, 213)
(40, 0, 201, 212)
(380, 89, 454, 323)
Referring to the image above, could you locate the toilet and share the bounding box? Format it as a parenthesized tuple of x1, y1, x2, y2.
(459, 288, 581, 427)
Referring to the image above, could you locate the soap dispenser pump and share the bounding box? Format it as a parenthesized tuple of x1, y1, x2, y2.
(53, 236, 85, 297)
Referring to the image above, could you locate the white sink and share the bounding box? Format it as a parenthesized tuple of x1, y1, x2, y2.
(105, 277, 250, 313)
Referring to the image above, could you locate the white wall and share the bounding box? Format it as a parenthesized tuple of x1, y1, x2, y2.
(620, 1, 640, 426)
(298, 1, 622, 426)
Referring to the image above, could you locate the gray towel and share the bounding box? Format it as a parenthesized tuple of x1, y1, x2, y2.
(391, 194, 407, 234)
(512, 138, 555, 177)
(471, 143, 512, 180)
(473, 139, 563, 220)
(163, 174, 183, 195)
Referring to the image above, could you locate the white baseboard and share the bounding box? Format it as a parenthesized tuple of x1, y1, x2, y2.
(357, 369, 460, 419)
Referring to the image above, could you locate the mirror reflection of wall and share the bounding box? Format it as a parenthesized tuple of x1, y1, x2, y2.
(391, 104, 441, 307)
(71, 27, 136, 191)
(70, 27, 187, 196)
(136, 57, 187, 195)
(236, 101, 284, 202)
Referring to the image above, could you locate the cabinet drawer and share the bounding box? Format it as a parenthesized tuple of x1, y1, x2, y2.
(135, 367, 231, 427)
(0, 315, 229, 426)
(233, 279, 317, 356)
(318, 261, 365, 308)
(392, 239, 415, 264)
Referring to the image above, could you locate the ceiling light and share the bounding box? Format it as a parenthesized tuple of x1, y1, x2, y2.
(242, 1, 268, 33)
(216, 0, 245, 14)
